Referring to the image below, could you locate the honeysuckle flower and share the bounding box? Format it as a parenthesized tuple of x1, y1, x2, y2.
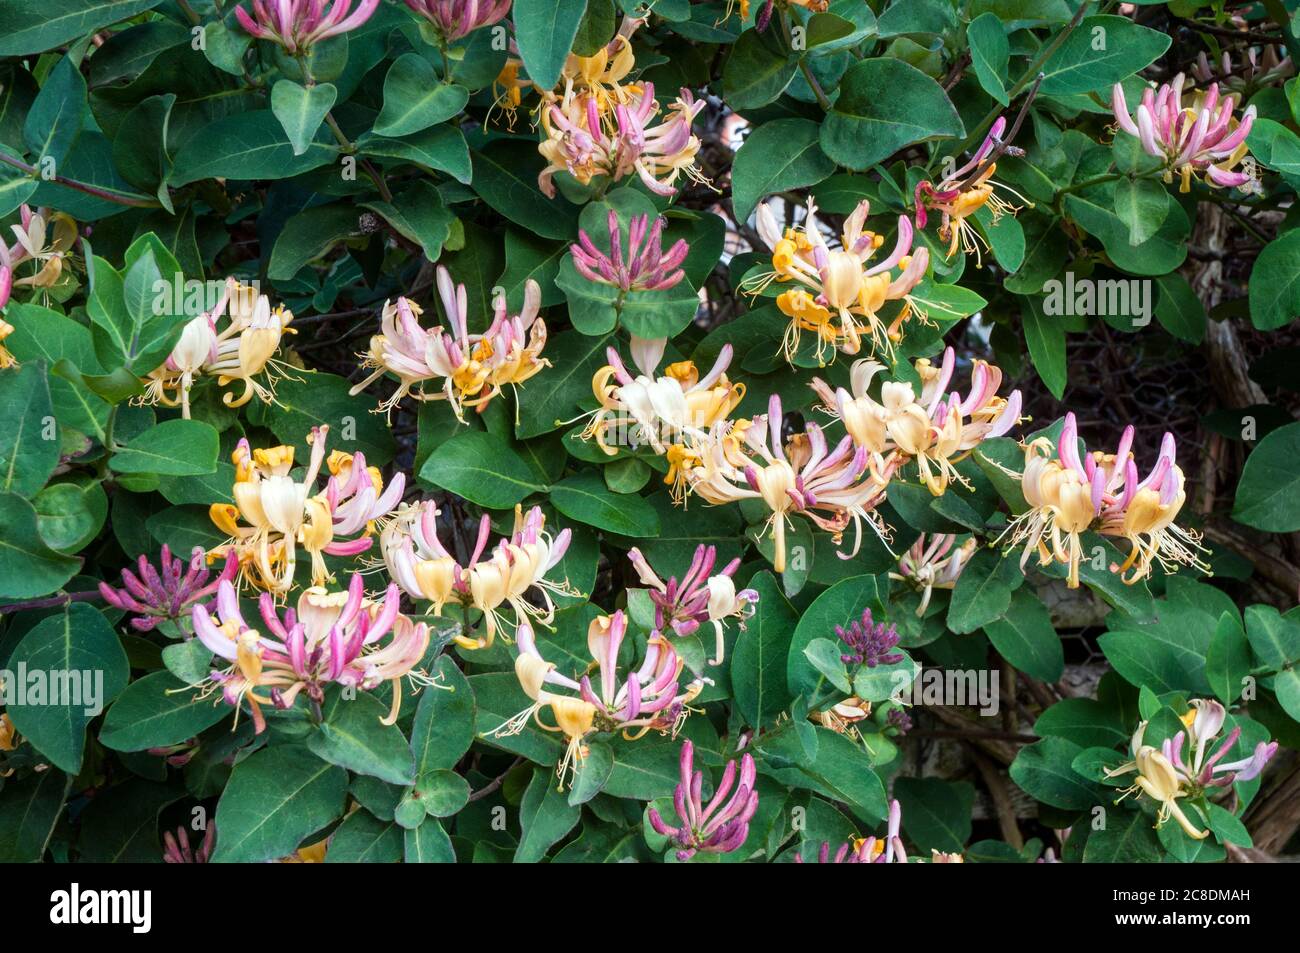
(98, 545, 239, 632)
(889, 533, 978, 615)
(537, 82, 705, 198)
(2, 204, 77, 291)
(1111, 74, 1257, 192)
(0, 713, 16, 752)
(796, 799, 907, 864)
(930, 850, 964, 863)
(351, 267, 547, 421)
(626, 544, 759, 665)
(570, 211, 689, 292)
(141, 280, 296, 419)
(648, 740, 757, 861)
(235, 0, 380, 53)
(688, 394, 896, 573)
(751, 198, 928, 363)
(163, 825, 216, 864)
(915, 117, 1030, 261)
(192, 574, 430, 733)
(556, 15, 642, 106)
(583, 342, 745, 470)
(382, 502, 573, 650)
(497, 618, 704, 787)
(208, 426, 404, 595)
(836, 607, 903, 668)
(999, 413, 1208, 588)
(810, 696, 871, 736)
(402, 0, 511, 43)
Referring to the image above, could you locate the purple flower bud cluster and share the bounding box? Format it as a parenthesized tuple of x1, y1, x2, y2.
(648, 740, 758, 861)
(99, 545, 238, 632)
(836, 607, 903, 668)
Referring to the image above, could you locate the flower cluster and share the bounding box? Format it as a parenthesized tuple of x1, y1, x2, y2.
(915, 116, 1029, 262)
(99, 545, 238, 632)
(382, 502, 572, 650)
(140, 278, 296, 419)
(752, 198, 928, 363)
(890, 533, 977, 616)
(583, 340, 746, 483)
(648, 739, 758, 861)
(351, 266, 548, 421)
(403, 0, 511, 42)
(570, 211, 688, 292)
(1000, 413, 1209, 588)
(193, 574, 430, 733)
(1107, 700, 1278, 840)
(688, 393, 895, 573)
(627, 544, 759, 665)
(539, 82, 705, 199)
(163, 825, 216, 864)
(836, 607, 903, 668)
(236, 0, 379, 53)
(811, 346, 1022, 496)
(208, 426, 405, 595)
(1111, 74, 1257, 193)
(497, 616, 704, 787)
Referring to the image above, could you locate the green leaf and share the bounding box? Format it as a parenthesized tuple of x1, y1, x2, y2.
(375, 55, 469, 137)
(1098, 629, 1201, 695)
(410, 769, 471, 819)
(1113, 178, 1170, 247)
(967, 13, 1009, 103)
(270, 79, 337, 157)
(803, 638, 852, 694)
(515, 766, 581, 862)
(100, 671, 230, 752)
(267, 203, 359, 280)
(5, 604, 129, 774)
(410, 656, 476, 776)
(1009, 737, 1107, 811)
(110, 419, 219, 476)
(360, 181, 456, 262)
(550, 472, 660, 536)
(947, 548, 1020, 635)
(1038, 16, 1171, 95)
(893, 777, 973, 854)
(212, 745, 348, 863)
(1250, 228, 1300, 330)
(821, 58, 964, 171)
(758, 727, 888, 819)
(0, 361, 58, 498)
(1021, 297, 1066, 399)
(85, 251, 184, 374)
(984, 585, 1064, 681)
(0, 769, 68, 861)
(1082, 808, 1162, 862)
(23, 56, 85, 167)
(1206, 611, 1252, 704)
(307, 689, 417, 786)
(0, 492, 81, 599)
(514, 0, 588, 90)
(470, 140, 579, 241)
(1243, 604, 1300, 669)
(1154, 273, 1207, 344)
(0, 0, 164, 56)
(731, 118, 836, 225)
(1233, 422, 1300, 531)
(35, 482, 107, 553)
(170, 111, 336, 186)
(325, 810, 403, 862)
(77, 778, 185, 863)
(405, 817, 456, 862)
(568, 740, 614, 806)
(419, 429, 548, 508)
(1034, 698, 1129, 749)
(356, 125, 472, 184)
(722, 27, 796, 111)
(731, 571, 796, 729)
